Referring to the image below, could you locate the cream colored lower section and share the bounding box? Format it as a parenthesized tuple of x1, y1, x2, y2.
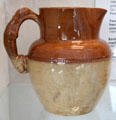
(28, 59, 110, 115)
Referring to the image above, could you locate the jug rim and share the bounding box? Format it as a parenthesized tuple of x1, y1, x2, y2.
(39, 7, 107, 11)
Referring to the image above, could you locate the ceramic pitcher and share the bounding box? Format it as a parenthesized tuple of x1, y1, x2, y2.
(4, 7, 111, 115)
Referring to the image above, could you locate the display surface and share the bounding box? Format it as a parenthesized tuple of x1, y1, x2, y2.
(4, 7, 111, 115)
(9, 82, 116, 120)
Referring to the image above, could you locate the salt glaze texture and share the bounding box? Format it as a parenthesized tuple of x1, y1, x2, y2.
(28, 59, 110, 115)
(4, 7, 111, 116)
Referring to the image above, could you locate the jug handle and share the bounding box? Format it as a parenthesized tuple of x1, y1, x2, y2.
(4, 8, 40, 73)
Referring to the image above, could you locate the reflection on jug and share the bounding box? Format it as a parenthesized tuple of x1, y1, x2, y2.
(4, 7, 111, 115)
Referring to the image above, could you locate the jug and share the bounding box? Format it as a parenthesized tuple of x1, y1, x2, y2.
(4, 7, 111, 115)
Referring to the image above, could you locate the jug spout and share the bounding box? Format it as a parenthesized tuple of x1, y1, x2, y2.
(88, 8, 107, 39)
(71, 8, 107, 40)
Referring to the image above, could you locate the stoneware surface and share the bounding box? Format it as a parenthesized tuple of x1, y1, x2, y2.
(28, 59, 110, 115)
(4, 7, 111, 115)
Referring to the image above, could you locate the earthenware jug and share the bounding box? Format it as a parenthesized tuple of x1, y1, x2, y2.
(4, 7, 111, 115)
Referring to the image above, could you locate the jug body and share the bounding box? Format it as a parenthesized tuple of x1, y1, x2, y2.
(28, 57, 110, 115)
(4, 7, 111, 115)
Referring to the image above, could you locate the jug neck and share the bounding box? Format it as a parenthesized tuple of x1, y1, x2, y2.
(39, 8, 107, 42)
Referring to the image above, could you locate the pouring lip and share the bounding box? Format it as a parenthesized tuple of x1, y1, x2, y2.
(39, 7, 107, 12)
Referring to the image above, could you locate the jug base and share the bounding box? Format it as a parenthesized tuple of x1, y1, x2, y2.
(43, 104, 94, 116)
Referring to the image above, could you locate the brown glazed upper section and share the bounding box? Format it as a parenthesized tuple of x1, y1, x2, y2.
(4, 7, 111, 66)
(28, 7, 111, 63)
(28, 40, 111, 63)
(38, 7, 107, 41)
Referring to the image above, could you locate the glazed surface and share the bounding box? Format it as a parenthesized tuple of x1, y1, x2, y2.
(28, 8, 110, 63)
(4, 7, 112, 116)
(39, 8, 106, 41)
(4, 7, 111, 73)
(28, 40, 111, 63)
(28, 59, 110, 115)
